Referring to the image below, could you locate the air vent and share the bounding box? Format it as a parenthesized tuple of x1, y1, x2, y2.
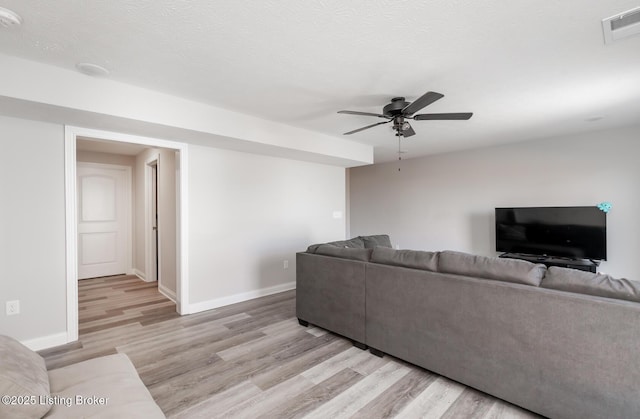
(602, 7, 640, 44)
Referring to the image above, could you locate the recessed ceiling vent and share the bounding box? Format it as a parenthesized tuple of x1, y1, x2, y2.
(602, 6, 640, 44)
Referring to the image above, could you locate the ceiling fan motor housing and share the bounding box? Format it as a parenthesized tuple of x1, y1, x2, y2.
(383, 97, 410, 117)
(338, 91, 472, 138)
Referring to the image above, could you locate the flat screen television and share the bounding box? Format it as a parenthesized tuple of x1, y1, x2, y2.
(495, 206, 607, 260)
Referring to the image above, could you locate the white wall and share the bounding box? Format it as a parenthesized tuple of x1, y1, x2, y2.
(349, 124, 640, 279)
(0, 115, 67, 342)
(188, 145, 346, 308)
(0, 114, 347, 346)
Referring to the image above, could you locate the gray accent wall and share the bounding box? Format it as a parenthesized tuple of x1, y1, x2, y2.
(349, 124, 640, 280)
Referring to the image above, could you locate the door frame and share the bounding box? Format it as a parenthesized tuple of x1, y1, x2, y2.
(76, 162, 133, 279)
(145, 155, 159, 284)
(64, 126, 190, 343)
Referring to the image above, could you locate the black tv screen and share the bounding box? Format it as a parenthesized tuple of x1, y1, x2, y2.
(495, 206, 607, 260)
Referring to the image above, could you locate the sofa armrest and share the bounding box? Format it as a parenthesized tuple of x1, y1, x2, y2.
(296, 252, 366, 343)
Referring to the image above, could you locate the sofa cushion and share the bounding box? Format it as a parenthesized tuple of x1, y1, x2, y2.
(371, 247, 438, 272)
(541, 266, 640, 303)
(44, 353, 165, 418)
(0, 335, 52, 419)
(360, 234, 392, 249)
(307, 237, 365, 253)
(329, 237, 365, 249)
(306, 243, 323, 253)
(438, 251, 546, 286)
(315, 244, 372, 262)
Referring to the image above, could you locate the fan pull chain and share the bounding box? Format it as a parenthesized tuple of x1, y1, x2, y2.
(398, 134, 402, 172)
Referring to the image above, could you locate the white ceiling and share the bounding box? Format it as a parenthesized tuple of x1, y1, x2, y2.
(1, 0, 639, 162)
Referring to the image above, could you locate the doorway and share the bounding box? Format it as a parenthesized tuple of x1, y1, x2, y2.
(64, 126, 190, 344)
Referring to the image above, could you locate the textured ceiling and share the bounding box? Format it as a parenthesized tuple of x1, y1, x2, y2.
(1, 0, 639, 162)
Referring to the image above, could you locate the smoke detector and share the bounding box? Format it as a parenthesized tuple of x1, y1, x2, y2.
(602, 6, 640, 44)
(76, 62, 110, 77)
(0, 7, 22, 28)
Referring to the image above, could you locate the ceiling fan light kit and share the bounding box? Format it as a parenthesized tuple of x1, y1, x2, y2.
(338, 90, 473, 162)
(0, 7, 22, 28)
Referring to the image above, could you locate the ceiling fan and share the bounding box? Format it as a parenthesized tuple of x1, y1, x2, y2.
(338, 91, 473, 138)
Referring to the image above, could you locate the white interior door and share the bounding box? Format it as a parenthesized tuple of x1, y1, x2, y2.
(77, 163, 131, 279)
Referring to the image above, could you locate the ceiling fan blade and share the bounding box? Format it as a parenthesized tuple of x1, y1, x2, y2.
(413, 112, 473, 120)
(343, 120, 390, 135)
(403, 124, 416, 137)
(402, 91, 444, 116)
(338, 110, 389, 118)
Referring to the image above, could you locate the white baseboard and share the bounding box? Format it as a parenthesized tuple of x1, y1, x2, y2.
(187, 281, 296, 314)
(133, 269, 147, 281)
(22, 332, 70, 351)
(159, 284, 177, 302)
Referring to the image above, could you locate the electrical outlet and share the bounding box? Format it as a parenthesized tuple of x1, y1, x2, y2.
(283, 260, 289, 269)
(6, 300, 19, 316)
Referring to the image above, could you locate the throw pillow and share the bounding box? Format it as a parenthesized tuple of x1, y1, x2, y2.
(0, 335, 52, 419)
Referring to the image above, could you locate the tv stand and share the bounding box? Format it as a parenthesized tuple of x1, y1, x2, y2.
(499, 253, 600, 273)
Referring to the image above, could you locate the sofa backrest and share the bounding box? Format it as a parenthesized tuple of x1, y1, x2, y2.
(542, 266, 640, 303)
(371, 247, 438, 272)
(438, 250, 546, 286)
(307, 234, 392, 254)
(359, 234, 392, 249)
(307, 237, 364, 253)
(315, 245, 373, 262)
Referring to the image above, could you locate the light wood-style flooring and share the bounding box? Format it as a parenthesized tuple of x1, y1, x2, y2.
(39, 275, 542, 418)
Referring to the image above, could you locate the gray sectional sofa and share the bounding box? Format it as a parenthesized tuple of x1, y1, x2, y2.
(296, 236, 640, 419)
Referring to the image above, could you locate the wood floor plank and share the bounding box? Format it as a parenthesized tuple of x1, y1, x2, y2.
(441, 387, 497, 419)
(302, 361, 411, 419)
(482, 401, 541, 419)
(301, 346, 371, 384)
(351, 368, 438, 419)
(217, 324, 308, 362)
(217, 375, 315, 418)
(170, 381, 263, 419)
(256, 368, 364, 419)
(396, 376, 467, 418)
(39, 275, 543, 419)
(250, 338, 352, 391)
